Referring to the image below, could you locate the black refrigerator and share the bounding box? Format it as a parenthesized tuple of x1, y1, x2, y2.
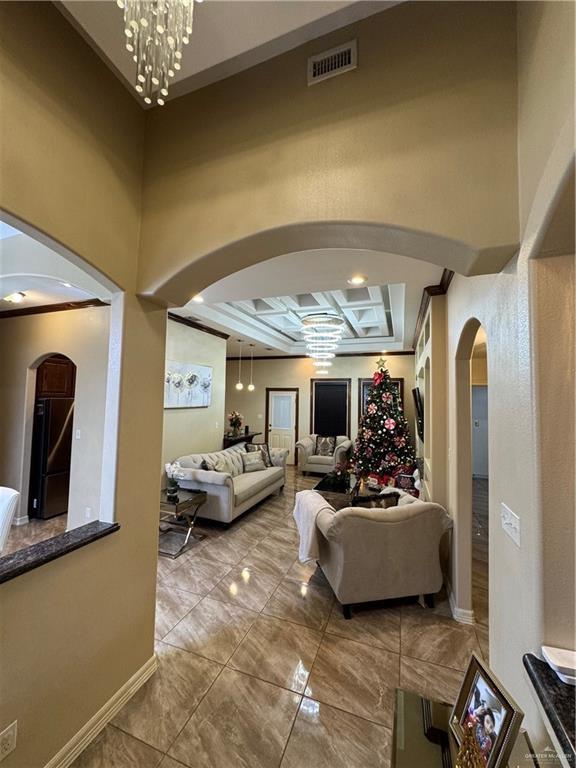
(28, 397, 74, 519)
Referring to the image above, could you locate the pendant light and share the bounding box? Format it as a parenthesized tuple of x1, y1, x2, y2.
(247, 344, 255, 391)
(235, 340, 244, 391)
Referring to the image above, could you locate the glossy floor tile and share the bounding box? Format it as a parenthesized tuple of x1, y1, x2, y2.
(162, 596, 257, 663)
(325, 601, 401, 654)
(305, 634, 400, 727)
(228, 615, 322, 693)
(399, 656, 464, 704)
(281, 698, 392, 768)
(168, 668, 300, 768)
(208, 564, 281, 612)
(73, 467, 489, 768)
(112, 641, 221, 751)
(72, 725, 163, 768)
(155, 585, 202, 640)
(263, 576, 334, 630)
(401, 605, 481, 672)
(159, 554, 232, 596)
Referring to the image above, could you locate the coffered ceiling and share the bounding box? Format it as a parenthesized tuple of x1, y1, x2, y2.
(172, 248, 443, 355)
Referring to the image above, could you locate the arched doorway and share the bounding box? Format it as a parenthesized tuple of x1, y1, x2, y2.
(28, 354, 76, 523)
(454, 318, 489, 648)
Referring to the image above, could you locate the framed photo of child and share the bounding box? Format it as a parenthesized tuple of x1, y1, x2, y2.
(450, 654, 524, 768)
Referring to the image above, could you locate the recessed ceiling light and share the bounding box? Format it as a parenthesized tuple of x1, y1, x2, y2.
(192, 294, 204, 303)
(61, 282, 72, 288)
(347, 274, 366, 285)
(3, 291, 26, 304)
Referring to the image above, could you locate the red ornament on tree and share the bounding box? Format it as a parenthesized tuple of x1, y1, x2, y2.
(353, 360, 417, 483)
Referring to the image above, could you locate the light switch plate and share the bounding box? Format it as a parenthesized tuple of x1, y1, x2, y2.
(501, 503, 520, 547)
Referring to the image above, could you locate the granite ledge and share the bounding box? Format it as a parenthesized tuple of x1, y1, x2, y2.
(523, 653, 575, 767)
(0, 521, 120, 585)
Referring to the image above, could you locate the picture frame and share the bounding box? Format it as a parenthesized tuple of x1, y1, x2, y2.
(358, 377, 404, 422)
(164, 361, 213, 409)
(450, 654, 523, 768)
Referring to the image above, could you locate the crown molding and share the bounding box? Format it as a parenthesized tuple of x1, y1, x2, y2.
(412, 268, 454, 348)
(0, 299, 108, 320)
(168, 312, 230, 340)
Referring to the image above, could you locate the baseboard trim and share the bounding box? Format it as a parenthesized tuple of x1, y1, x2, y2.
(44, 654, 157, 768)
(13, 514, 29, 527)
(448, 585, 476, 625)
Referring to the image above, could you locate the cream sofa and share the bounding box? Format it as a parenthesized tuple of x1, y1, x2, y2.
(295, 434, 352, 475)
(166, 443, 289, 524)
(315, 495, 452, 617)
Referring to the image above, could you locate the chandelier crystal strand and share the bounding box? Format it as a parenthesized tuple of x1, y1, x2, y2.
(117, 0, 194, 106)
(301, 313, 345, 367)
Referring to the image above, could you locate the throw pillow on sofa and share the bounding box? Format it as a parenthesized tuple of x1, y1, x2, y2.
(246, 443, 273, 467)
(202, 457, 228, 473)
(242, 451, 266, 473)
(315, 435, 336, 456)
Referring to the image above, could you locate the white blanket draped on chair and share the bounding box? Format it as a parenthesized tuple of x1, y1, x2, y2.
(292, 490, 334, 564)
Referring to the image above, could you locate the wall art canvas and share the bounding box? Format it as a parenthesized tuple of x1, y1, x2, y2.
(164, 361, 213, 408)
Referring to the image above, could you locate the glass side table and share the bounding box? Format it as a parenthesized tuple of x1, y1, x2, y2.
(159, 489, 207, 559)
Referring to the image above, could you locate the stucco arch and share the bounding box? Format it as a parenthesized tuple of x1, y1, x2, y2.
(144, 221, 498, 308)
(453, 317, 485, 622)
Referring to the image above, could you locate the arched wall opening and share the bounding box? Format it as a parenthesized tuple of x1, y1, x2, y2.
(145, 221, 504, 308)
(0, 211, 124, 553)
(22, 353, 77, 533)
(453, 317, 484, 622)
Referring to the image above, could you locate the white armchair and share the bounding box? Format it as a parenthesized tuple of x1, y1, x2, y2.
(0, 487, 19, 554)
(295, 434, 352, 475)
(316, 499, 453, 617)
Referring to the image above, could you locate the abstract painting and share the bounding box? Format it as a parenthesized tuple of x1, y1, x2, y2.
(164, 361, 213, 408)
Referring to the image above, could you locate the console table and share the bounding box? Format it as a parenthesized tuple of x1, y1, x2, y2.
(392, 689, 537, 767)
(222, 431, 262, 449)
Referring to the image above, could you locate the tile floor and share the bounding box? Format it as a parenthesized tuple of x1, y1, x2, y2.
(3, 513, 67, 556)
(73, 468, 488, 768)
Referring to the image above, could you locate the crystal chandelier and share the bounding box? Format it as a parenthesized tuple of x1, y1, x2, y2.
(301, 314, 345, 373)
(117, 0, 196, 106)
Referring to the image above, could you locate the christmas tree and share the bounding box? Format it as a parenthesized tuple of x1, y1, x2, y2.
(352, 358, 416, 485)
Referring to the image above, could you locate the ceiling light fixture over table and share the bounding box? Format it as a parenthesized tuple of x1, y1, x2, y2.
(116, 0, 198, 106)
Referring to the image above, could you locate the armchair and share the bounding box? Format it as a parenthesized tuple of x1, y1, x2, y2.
(295, 434, 352, 475)
(315, 499, 452, 617)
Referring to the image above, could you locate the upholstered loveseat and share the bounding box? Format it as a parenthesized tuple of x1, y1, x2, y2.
(314, 493, 452, 616)
(166, 443, 289, 524)
(295, 434, 352, 475)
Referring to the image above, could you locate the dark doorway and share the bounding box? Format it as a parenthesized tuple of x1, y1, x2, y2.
(311, 378, 351, 436)
(28, 355, 76, 519)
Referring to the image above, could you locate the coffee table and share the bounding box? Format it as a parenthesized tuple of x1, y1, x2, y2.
(159, 489, 207, 559)
(314, 473, 401, 510)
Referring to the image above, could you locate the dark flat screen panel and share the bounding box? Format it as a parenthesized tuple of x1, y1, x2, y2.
(313, 381, 349, 436)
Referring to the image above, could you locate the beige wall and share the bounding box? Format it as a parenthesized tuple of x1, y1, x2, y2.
(0, 6, 165, 768)
(225, 355, 416, 447)
(532, 253, 575, 654)
(162, 320, 227, 465)
(0, 306, 110, 530)
(517, 2, 575, 232)
(141, 1, 519, 305)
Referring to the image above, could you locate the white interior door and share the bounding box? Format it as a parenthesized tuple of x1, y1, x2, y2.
(267, 390, 297, 465)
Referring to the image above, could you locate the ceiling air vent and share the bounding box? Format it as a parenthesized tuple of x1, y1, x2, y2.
(307, 40, 357, 86)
